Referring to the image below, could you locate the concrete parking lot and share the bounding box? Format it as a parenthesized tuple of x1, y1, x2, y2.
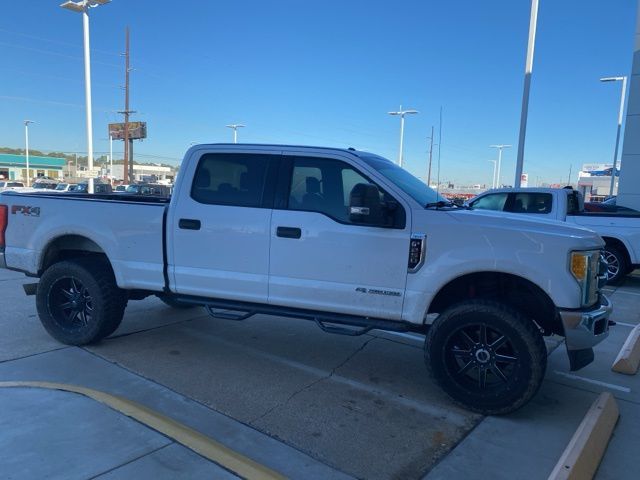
(1, 267, 639, 479)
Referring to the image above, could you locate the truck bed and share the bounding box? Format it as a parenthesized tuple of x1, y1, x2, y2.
(0, 191, 168, 292)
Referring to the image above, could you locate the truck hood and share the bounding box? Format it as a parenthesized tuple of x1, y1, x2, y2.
(444, 209, 601, 242)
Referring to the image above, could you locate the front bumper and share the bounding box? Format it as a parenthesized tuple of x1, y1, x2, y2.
(558, 295, 612, 370)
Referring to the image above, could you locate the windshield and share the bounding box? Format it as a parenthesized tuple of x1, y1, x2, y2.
(359, 154, 446, 206)
(126, 185, 139, 193)
(55, 184, 68, 190)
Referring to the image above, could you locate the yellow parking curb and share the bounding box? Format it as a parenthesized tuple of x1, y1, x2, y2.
(612, 324, 640, 375)
(0, 381, 286, 480)
(548, 392, 619, 480)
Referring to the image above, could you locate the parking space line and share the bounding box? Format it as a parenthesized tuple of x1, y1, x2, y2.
(552, 371, 631, 393)
(614, 321, 637, 328)
(608, 289, 640, 297)
(0, 381, 285, 480)
(373, 331, 425, 343)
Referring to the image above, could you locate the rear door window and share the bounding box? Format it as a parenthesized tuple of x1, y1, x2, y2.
(191, 153, 270, 207)
(508, 193, 553, 214)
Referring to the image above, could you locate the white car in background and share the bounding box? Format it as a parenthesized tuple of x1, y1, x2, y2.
(0, 181, 25, 192)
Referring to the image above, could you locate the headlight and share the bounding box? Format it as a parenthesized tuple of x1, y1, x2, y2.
(569, 250, 600, 306)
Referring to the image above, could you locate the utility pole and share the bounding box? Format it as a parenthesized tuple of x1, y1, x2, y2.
(119, 27, 134, 184)
(426, 126, 435, 186)
(568, 164, 573, 186)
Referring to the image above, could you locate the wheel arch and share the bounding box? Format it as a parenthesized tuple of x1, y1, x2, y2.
(601, 236, 632, 266)
(427, 271, 560, 336)
(39, 234, 114, 277)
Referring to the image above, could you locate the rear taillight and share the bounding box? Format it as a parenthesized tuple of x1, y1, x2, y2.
(0, 205, 7, 248)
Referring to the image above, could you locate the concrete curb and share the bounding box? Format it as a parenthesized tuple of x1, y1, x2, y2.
(548, 392, 619, 480)
(0, 381, 285, 480)
(612, 324, 640, 375)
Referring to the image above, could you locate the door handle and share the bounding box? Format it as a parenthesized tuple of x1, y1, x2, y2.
(276, 226, 302, 239)
(179, 218, 201, 230)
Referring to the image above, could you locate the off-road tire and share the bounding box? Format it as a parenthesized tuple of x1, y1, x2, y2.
(36, 257, 127, 345)
(425, 300, 547, 415)
(603, 245, 628, 285)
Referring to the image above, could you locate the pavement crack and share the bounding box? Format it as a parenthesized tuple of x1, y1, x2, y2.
(249, 336, 376, 425)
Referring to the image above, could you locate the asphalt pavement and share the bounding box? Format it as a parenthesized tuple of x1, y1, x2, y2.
(0, 267, 639, 479)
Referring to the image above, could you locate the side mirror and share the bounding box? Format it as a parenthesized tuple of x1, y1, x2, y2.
(349, 183, 384, 225)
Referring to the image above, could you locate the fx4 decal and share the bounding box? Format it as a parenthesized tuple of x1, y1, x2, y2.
(11, 205, 41, 217)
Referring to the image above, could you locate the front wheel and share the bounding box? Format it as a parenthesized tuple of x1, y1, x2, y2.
(425, 300, 547, 415)
(36, 258, 127, 345)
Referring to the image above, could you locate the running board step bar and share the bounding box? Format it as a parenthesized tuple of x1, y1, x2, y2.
(173, 294, 420, 336)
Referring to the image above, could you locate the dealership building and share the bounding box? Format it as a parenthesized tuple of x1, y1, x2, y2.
(0, 153, 67, 182)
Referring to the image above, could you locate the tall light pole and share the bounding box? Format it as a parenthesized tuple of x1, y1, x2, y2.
(600, 76, 628, 197)
(226, 124, 245, 143)
(388, 106, 419, 167)
(24, 120, 35, 186)
(488, 160, 497, 188)
(514, 0, 539, 187)
(490, 144, 512, 188)
(60, 0, 110, 193)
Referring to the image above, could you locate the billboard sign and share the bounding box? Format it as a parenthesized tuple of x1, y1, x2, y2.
(520, 173, 528, 188)
(108, 122, 147, 140)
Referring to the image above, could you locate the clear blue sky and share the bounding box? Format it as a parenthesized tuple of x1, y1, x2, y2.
(0, 0, 637, 186)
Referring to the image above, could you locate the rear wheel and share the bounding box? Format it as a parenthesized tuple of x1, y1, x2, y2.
(603, 245, 628, 285)
(36, 257, 127, 345)
(425, 300, 546, 415)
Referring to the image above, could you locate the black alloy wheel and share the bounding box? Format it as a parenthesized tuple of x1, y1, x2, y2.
(445, 323, 518, 391)
(36, 257, 127, 345)
(425, 300, 546, 415)
(48, 277, 94, 333)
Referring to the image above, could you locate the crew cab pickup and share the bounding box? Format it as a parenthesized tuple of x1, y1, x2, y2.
(0, 145, 612, 414)
(467, 187, 640, 284)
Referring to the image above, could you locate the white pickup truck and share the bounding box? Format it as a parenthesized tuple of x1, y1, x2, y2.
(0, 144, 612, 414)
(467, 187, 640, 284)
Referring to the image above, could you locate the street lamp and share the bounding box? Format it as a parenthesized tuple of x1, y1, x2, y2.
(600, 76, 628, 197)
(488, 159, 497, 189)
(514, 0, 539, 187)
(226, 124, 245, 143)
(60, 0, 111, 193)
(388, 106, 419, 167)
(24, 120, 35, 187)
(490, 144, 512, 188)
